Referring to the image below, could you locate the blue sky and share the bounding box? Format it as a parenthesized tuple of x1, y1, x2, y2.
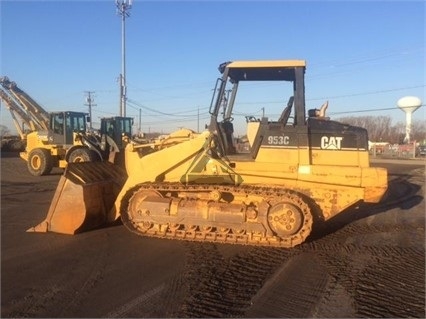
(1, 0, 425, 136)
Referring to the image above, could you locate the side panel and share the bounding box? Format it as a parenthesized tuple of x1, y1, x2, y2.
(308, 118, 370, 167)
(253, 123, 309, 165)
(252, 118, 370, 167)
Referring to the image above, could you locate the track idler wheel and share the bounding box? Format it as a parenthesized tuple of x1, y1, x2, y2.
(267, 193, 313, 247)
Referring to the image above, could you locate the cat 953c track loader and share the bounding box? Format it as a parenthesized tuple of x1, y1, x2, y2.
(28, 60, 388, 248)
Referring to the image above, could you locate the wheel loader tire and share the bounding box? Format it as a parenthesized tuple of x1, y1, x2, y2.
(27, 148, 53, 176)
(68, 147, 99, 163)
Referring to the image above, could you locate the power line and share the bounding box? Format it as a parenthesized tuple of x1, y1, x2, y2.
(127, 99, 209, 118)
(307, 85, 426, 102)
(232, 84, 425, 106)
(309, 47, 424, 69)
(127, 99, 179, 116)
(330, 104, 425, 116)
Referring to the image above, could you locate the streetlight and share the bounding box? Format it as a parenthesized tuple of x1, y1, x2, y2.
(116, 0, 132, 117)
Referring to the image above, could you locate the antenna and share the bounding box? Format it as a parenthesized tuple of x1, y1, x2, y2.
(397, 96, 422, 144)
(116, 0, 132, 117)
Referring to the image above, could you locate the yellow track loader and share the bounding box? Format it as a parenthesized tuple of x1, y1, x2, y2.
(28, 60, 388, 248)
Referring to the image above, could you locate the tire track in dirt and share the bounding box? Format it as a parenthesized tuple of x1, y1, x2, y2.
(6, 285, 62, 318)
(246, 252, 329, 318)
(305, 169, 425, 319)
(176, 243, 352, 318)
(6, 233, 111, 318)
(105, 284, 166, 318)
(56, 232, 111, 317)
(307, 166, 425, 318)
(156, 276, 187, 317)
(5, 241, 75, 317)
(305, 241, 425, 318)
(176, 244, 310, 317)
(117, 274, 189, 318)
(354, 245, 424, 318)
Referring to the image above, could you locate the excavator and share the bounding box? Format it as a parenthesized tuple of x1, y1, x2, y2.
(28, 60, 388, 248)
(0, 76, 134, 176)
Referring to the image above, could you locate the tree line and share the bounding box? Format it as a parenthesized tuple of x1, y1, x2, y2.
(337, 116, 426, 144)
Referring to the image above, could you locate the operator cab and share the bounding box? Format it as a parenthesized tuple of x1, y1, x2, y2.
(100, 116, 133, 150)
(208, 60, 308, 159)
(208, 60, 369, 166)
(50, 111, 88, 145)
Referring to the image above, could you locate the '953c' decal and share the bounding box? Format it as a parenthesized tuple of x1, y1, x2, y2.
(267, 135, 290, 145)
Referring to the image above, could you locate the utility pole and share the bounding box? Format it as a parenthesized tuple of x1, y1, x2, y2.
(139, 108, 141, 135)
(116, 0, 132, 117)
(84, 91, 96, 130)
(197, 106, 199, 133)
(221, 89, 232, 119)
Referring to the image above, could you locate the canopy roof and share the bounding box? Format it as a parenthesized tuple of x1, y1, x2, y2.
(220, 60, 306, 82)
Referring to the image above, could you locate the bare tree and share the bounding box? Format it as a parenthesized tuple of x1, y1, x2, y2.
(336, 116, 425, 144)
(407, 119, 426, 144)
(338, 115, 393, 142)
(0, 125, 10, 138)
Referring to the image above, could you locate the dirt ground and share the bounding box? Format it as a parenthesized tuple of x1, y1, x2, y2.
(1, 152, 425, 318)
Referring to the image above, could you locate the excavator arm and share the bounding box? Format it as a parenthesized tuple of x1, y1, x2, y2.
(0, 89, 35, 139)
(0, 76, 50, 133)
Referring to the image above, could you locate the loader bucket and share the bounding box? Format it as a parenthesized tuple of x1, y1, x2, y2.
(27, 161, 127, 234)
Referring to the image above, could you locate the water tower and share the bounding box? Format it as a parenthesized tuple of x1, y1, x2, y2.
(397, 96, 422, 143)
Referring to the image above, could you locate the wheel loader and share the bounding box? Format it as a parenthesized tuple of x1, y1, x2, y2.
(20, 113, 134, 176)
(21, 111, 95, 176)
(0, 76, 134, 176)
(28, 60, 388, 248)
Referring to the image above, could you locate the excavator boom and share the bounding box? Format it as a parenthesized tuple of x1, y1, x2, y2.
(0, 76, 49, 132)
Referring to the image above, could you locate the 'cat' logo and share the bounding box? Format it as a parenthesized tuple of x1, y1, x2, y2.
(321, 136, 343, 149)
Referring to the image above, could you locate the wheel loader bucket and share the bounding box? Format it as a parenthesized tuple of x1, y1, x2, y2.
(27, 161, 127, 234)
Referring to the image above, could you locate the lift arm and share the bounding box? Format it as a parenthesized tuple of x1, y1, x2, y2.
(0, 77, 50, 136)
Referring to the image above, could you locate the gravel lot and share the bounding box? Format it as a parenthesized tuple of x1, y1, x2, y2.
(1, 153, 425, 318)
